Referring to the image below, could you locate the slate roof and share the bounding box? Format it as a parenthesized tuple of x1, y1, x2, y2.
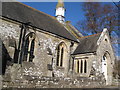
(72, 33, 101, 55)
(1, 2, 78, 42)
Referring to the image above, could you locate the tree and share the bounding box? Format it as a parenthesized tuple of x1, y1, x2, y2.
(76, 2, 119, 37)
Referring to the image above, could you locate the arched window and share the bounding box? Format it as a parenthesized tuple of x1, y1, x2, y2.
(84, 60, 87, 73)
(56, 42, 67, 67)
(23, 32, 35, 62)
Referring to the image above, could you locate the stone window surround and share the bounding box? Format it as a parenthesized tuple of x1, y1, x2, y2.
(56, 41, 68, 69)
(23, 32, 36, 62)
(74, 58, 88, 74)
(56, 43, 64, 67)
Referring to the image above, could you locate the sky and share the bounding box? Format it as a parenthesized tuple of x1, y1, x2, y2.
(17, 0, 119, 2)
(22, 2, 85, 26)
(20, 2, 117, 26)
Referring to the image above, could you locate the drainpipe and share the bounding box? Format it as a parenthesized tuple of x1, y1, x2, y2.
(13, 24, 24, 63)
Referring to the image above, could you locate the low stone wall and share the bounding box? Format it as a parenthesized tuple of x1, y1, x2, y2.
(2, 75, 106, 88)
(1, 62, 107, 88)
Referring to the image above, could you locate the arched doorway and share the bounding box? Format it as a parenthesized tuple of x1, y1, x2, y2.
(102, 53, 107, 80)
(101, 52, 112, 85)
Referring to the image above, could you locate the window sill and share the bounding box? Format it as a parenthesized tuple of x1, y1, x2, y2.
(56, 66, 64, 70)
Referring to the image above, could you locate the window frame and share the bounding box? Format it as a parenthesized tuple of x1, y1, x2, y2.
(74, 58, 88, 74)
(23, 32, 36, 62)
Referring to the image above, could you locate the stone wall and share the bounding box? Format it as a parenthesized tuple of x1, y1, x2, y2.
(1, 62, 106, 88)
(0, 18, 79, 83)
(72, 31, 115, 86)
(2, 75, 106, 88)
(0, 18, 115, 89)
(96, 33, 115, 85)
(0, 18, 105, 88)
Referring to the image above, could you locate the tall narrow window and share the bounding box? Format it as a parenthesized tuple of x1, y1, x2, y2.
(81, 60, 83, 73)
(56, 42, 67, 67)
(23, 37, 29, 61)
(84, 60, 87, 73)
(29, 39, 35, 62)
(56, 46, 60, 66)
(23, 32, 35, 62)
(77, 60, 79, 73)
(60, 47, 64, 66)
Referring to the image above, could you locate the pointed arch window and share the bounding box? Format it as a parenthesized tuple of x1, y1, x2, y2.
(23, 33, 35, 62)
(56, 42, 67, 67)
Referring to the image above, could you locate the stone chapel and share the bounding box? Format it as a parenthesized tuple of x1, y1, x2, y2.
(0, 0, 115, 88)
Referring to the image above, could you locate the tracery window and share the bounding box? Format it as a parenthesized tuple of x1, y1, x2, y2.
(23, 32, 35, 62)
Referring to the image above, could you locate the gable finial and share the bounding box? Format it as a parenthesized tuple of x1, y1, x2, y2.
(56, 0, 64, 8)
(97, 28, 108, 45)
(103, 28, 108, 33)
